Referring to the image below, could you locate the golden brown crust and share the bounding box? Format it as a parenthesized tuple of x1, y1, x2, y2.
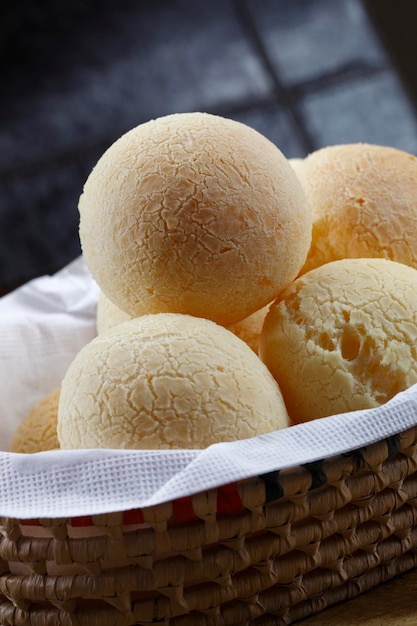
(10, 388, 61, 453)
(297, 143, 417, 274)
(79, 112, 311, 326)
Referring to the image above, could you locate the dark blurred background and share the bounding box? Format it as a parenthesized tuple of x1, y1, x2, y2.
(1, 0, 417, 295)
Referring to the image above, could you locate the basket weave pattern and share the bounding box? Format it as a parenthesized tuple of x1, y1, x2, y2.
(1, 426, 417, 625)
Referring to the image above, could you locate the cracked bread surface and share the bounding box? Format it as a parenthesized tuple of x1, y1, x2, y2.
(260, 258, 417, 424)
(296, 143, 417, 274)
(58, 313, 289, 450)
(97, 289, 270, 355)
(79, 112, 311, 326)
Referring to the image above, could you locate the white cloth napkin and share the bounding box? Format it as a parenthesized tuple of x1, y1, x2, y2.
(0, 256, 99, 449)
(1, 257, 417, 519)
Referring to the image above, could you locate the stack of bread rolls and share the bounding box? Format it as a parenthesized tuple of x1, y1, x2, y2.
(52, 111, 314, 451)
(10, 117, 417, 452)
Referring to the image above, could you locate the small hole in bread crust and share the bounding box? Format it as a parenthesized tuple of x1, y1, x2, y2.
(340, 327, 361, 361)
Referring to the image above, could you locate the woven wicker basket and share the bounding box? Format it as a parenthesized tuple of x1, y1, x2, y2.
(1, 423, 417, 625)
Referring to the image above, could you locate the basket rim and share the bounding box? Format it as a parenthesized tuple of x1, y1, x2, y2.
(1, 384, 417, 520)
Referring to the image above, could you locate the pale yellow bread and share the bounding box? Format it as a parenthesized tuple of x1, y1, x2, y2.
(9, 388, 60, 453)
(288, 157, 304, 176)
(296, 143, 417, 274)
(97, 289, 270, 354)
(96, 291, 134, 335)
(259, 258, 417, 424)
(58, 313, 290, 450)
(79, 112, 311, 326)
(226, 303, 271, 353)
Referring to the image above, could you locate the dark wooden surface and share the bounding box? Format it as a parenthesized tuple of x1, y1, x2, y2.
(299, 568, 417, 625)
